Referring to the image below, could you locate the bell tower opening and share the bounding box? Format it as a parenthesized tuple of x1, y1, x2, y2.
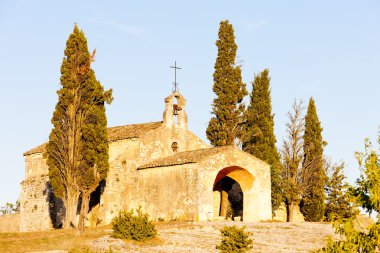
(172, 95, 181, 125)
(163, 92, 188, 129)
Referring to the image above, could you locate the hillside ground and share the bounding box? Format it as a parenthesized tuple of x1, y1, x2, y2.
(0, 221, 336, 253)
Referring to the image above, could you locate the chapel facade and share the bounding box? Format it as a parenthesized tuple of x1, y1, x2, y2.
(20, 91, 272, 232)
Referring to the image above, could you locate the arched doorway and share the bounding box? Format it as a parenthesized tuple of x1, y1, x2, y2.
(213, 166, 254, 221)
(213, 177, 243, 220)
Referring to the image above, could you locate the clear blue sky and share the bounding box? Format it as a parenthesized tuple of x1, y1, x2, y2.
(0, 1, 379, 207)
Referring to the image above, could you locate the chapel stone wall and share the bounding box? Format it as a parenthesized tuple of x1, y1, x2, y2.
(131, 164, 199, 221)
(20, 153, 63, 231)
(97, 138, 139, 224)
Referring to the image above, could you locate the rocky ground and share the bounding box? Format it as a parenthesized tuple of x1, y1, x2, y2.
(89, 221, 336, 253)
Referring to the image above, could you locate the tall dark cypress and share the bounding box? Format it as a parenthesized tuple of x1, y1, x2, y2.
(300, 98, 325, 221)
(46, 24, 113, 230)
(206, 20, 247, 146)
(242, 69, 282, 212)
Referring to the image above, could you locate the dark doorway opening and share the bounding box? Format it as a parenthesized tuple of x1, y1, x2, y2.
(213, 177, 243, 220)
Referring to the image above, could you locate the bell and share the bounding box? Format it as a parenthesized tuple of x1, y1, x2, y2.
(173, 104, 179, 116)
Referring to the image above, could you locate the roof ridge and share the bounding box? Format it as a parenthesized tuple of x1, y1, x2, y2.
(108, 121, 163, 129)
(138, 145, 235, 170)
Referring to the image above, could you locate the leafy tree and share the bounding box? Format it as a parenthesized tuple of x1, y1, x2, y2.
(351, 138, 380, 215)
(0, 200, 20, 215)
(206, 20, 247, 146)
(300, 98, 326, 221)
(319, 139, 380, 252)
(324, 163, 358, 222)
(242, 69, 282, 211)
(281, 100, 305, 221)
(46, 24, 112, 230)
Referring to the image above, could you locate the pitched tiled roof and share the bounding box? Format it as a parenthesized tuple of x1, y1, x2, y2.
(23, 121, 163, 156)
(23, 143, 47, 156)
(138, 146, 235, 169)
(107, 121, 162, 142)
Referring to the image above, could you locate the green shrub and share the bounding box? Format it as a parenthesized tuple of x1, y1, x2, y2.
(317, 219, 379, 253)
(111, 207, 157, 241)
(216, 225, 253, 253)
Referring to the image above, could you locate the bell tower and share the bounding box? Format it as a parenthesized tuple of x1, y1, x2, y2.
(163, 91, 188, 129)
(163, 61, 188, 129)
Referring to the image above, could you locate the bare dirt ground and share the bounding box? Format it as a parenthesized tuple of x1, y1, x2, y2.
(0, 220, 336, 252)
(90, 221, 336, 253)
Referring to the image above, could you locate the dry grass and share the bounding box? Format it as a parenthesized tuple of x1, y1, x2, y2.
(0, 227, 109, 253)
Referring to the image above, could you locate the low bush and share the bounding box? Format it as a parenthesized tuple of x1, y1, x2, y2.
(216, 225, 253, 253)
(111, 207, 157, 241)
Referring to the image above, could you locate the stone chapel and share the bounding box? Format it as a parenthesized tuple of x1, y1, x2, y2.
(20, 91, 272, 232)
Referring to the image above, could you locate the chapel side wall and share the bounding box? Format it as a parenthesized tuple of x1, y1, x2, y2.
(132, 164, 199, 221)
(98, 138, 140, 224)
(196, 149, 272, 222)
(20, 154, 55, 232)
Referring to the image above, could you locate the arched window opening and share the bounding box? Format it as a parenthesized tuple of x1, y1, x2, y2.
(171, 142, 179, 152)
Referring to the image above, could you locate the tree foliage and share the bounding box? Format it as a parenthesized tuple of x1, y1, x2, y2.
(46, 24, 112, 230)
(320, 139, 380, 252)
(300, 98, 326, 221)
(206, 20, 247, 147)
(0, 200, 20, 215)
(281, 100, 305, 221)
(324, 163, 358, 222)
(242, 69, 282, 211)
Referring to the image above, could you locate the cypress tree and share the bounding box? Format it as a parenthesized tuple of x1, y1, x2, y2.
(46, 24, 112, 230)
(242, 69, 282, 212)
(300, 98, 325, 221)
(206, 20, 247, 146)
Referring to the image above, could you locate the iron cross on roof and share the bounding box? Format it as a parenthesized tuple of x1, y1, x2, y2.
(170, 61, 181, 93)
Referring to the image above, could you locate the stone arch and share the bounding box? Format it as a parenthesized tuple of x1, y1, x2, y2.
(212, 166, 254, 221)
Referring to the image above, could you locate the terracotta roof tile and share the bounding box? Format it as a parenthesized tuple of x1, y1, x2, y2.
(107, 121, 162, 142)
(23, 143, 47, 156)
(138, 146, 234, 169)
(24, 121, 163, 156)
